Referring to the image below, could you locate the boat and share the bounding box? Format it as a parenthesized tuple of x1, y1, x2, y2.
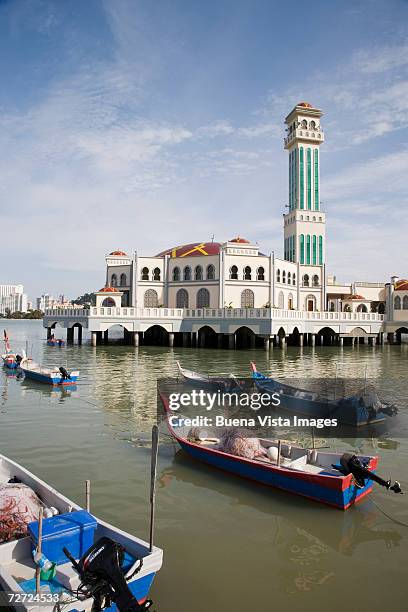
(0, 454, 163, 610)
(46, 337, 66, 347)
(176, 361, 243, 391)
(1, 330, 20, 370)
(250, 362, 397, 427)
(19, 355, 79, 386)
(160, 393, 402, 510)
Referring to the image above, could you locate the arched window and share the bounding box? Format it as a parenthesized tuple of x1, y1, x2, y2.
(282, 270, 286, 284)
(173, 266, 180, 281)
(195, 265, 203, 281)
(403, 296, 408, 310)
(183, 266, 192, 281)
(119, 273, 127, 286)
(344, 304, 351, 312)
(141, 267, 149, 281)
(292, 273, 296, 285)
(278, 291, 284, 309)
(241, 289, 254, 308)
(144, 289, 158, 307)
(111, 273, 118, 287)
(288, 293, 294, 310)
(394, 296, 401, 310)
(257, 266, 265, 281)
(303, 274, 309, 287)
(287, 272, 291, 284)
(301, 119, 307, 129)
(207, 264, 215, 280)
(230, 265, 238, 280)
(313, 274, 319, 287)
(176, 289, 189, 308)
(277, 269, 281, 283)
(310, 120, 316, 130)
(378, 303, 385, 314)
(196, 288, 210, 308)
(244, 266, 252, 280)
(329, 301, 335, 312)
(153, 268, 161, 281)
(102, 297, 115, 307)
(357, 304, 368, 313)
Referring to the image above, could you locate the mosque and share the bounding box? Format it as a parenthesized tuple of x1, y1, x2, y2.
(44, 103, 408, 347)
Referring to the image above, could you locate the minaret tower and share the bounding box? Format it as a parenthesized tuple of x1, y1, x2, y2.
(283, 102, 326, 266)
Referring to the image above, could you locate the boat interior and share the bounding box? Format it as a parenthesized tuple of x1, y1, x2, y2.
(0, 456, 158, 610)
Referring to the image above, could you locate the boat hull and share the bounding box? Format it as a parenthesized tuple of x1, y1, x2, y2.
(178, 438, 375, 510)
(20, 369, 79, 385)
(253, 374, 387, 427)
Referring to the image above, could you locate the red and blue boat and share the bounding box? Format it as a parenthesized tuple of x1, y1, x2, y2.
(1, 330, 20, 370)
(250, 362, 397, 427)
(47, 336, 66, 347)
(161, 394, 402, 510)
(19, 355, 79, 385)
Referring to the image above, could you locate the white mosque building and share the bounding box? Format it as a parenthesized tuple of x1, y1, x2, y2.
(44, 103, 408, 348)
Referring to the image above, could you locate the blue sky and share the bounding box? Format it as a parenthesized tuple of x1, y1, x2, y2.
(0, 0, 407, 300)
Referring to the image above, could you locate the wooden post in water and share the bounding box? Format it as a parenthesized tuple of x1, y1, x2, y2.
(149, 425, 159, 553)
(277, 440, 281, 467)
(35, 507, 44, 594)
(85, 480, 91, 513)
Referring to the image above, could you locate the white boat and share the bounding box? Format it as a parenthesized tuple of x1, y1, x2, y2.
(0, 454, 163, 611)
(19, 355, 79, 385)
(176, 361, 240, 390)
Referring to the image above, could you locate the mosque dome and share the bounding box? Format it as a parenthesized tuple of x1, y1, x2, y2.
(156, 242, 222, 258)
(347, 294, 366, 300)
(395, 279, 408, 291)
(229, 237, 251, 244)
(109, 250, 128, 256)
(298, 102, 313, 108)
(98, 286, 120, 293)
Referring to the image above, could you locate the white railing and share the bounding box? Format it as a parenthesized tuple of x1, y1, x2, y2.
(44, 307, 384, 322)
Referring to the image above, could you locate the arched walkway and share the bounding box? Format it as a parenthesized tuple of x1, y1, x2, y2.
(235, 326, 258, 349)
(143, 325, 169, 346)
(197, 325, 218, 348)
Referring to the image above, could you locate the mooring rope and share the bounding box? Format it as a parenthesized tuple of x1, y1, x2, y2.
(371, 498, 408, 528)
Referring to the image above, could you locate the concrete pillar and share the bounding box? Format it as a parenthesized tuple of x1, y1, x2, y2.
(270, 335, 275, 348)
(191, 332, 197, 347)
(280, 336, 286, 349)
(91, 331, 97, 347)
(250, 334, 256, 349)
(320, 335, 324, 346)
(47, 327, 52, 340)
(103, 330, 109, 344)
(169, 332, 174, 348)
(199, 332, 205, 348)
(77, 326, 83, 345)
(264, 337, 270, 351)
(183, 332, 189, 347)
(311, 334, 316, 347)
(228, 334, 235, 349)
(133, 331, 139, 346)
(363, 337, 369, 345)
(339, 336, 344, 347)
(299, 334, 304, 347)
(217, 334, 223, 349)
(67, 327, 74, 344)
(381, 332, 385, 345)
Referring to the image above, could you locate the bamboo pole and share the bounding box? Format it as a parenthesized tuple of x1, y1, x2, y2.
(35, 507, 44, 594)
(277, 440, 281, 467)
(149, 425, 159, 553)
(85, 480, 91, 512)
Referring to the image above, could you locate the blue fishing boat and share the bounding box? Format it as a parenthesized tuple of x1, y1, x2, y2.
(250, 362, 396, 427)
(19, 355, 79, 385)
(0, 453, 162, 610)
(46, 337, 66, 347)
(1, 330, 20, 369)
(161, 393, 402, 510)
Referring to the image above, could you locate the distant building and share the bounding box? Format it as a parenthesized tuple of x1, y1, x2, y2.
(0, 284, 28, 315)
(36, 293, 83, 311)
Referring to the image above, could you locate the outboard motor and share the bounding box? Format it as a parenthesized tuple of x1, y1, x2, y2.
(15, 355, 23, 365)
(59, 366, 70, 380)
(64, 537, 152, 611)
(334, 453, 403, 493)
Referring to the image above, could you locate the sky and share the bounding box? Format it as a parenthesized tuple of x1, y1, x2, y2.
(0, 0, 407, 300)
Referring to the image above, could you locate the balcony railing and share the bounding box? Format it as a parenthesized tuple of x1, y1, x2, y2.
(44, 307, 384, 322)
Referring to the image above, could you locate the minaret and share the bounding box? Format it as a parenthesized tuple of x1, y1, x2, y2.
(283, 102, 326, 266)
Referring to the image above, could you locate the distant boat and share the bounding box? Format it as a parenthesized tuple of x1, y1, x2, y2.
(160, 393, 402, 510)
(20, 354, 79, 386)
(1, 329, 20, 369)
(46, 337, 66, 347)
(250, 362, 397, 427)
(0, 453, 163, 610)
(176, 361, 243, 391)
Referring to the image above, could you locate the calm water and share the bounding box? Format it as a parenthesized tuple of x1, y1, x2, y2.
(1, 320, 408, 612)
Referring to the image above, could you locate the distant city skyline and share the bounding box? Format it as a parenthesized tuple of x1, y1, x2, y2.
(0, 0, 407, 297)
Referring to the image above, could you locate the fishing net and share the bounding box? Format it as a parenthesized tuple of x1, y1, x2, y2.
(0, 483, 42, 543)
(217, 429, 267, 460)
